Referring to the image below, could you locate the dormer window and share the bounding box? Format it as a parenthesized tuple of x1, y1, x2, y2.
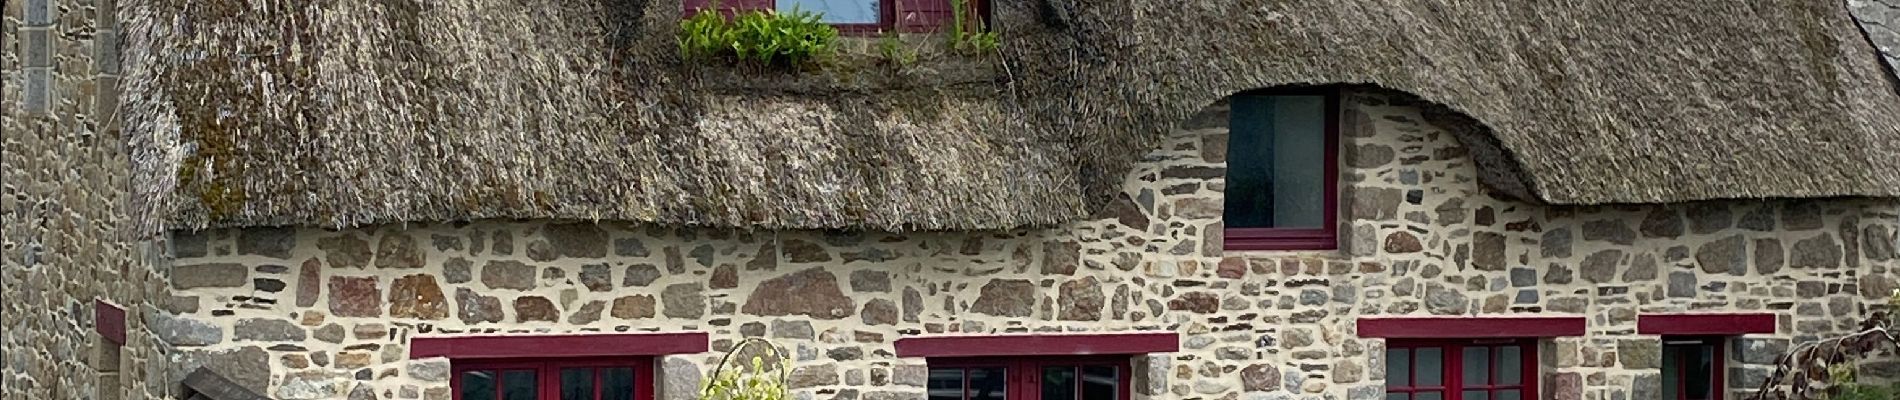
(1222, 88, 1340, 251)
(683, 0, 984, 33)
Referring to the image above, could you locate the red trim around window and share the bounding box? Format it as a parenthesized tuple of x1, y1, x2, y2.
(1357, 317, 1586, 338)
(894, 332, 1180, 358)
(451, 357, 657, 400)
(927, 356, 1134, 400)
(411, 332, 709, 360)
(1662, 337, 1727, 400)
(95, 300, 126, 345)
(1223, 87, 1341, 251)
(1386, 339, 1540, 400)
(1638, 313, 1776, 335)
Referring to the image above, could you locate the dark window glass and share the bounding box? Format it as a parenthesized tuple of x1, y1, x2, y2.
(1663, 339, 1720, 400)
(1224, 95, 1330, 229)
(1080, 366, 1116, 400)
(1041, 367, 1075, 400)
(970, 368, 1006, 400)
(502, 370, 538, 400)
(602, 368, 636, 400)
(928, 368, 964, 400)
(562, 368, 595, 400)
(463, 370, 498, 400)
(1386, 349, 1411, 388)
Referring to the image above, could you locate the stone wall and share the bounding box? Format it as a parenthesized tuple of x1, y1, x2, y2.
(3, 0, 168, 399)
(157, 89, 1900, 400)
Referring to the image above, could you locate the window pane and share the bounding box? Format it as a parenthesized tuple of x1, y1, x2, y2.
(928, 368, 964, 400)
(1462, 347, 1491, 386)
(1386, 349, 1412, 388)
(1081, 366, 1117, 400)
(1415, 392, 1442, 400)
(462, 370, 497, 400)
(1662, 346, 1680, 400)
(1386, 394, 1410, 400)
(970, 368, 1006, 400)
(602, 368, 636, 400)
(1463, 391, 1488, 400)
(563, 368, 596, 400)
(1224, 95, 1329, 229)
(1416, 348, 1443, 387)
(502, 370, 538, 400)
(778, 0, 878, 23)
(1042, 367, 1077, 400)
(1683, 344, 1716, 400)
(1495, 390, 1521, 400)
(1497, 346, 1522, 385)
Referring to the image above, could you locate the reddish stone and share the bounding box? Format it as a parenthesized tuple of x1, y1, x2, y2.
(612, 295, 656, 319)
(1057, 277, 1104, 321)
(861, 299, 898, 325)
(710, 265, 738, 289)
(781, 239, 831, 263)
(514, 297, 559, 322)
(1041, 241, 1080, 275)
(387, 275, 448, 320)
(296, 258, 322, 307)
(375, 233, 424, 269)
(1383, 231, 1423, 253)
(1168, 292, 1220, 314)
(741, 268, 855, 319)
(328, 277, 381, 317)
(456, 288, 503, 324)
(1240, 364, 1279, 392)
(1216, 258, 1246, 279)
(969, 279, 1036, 317)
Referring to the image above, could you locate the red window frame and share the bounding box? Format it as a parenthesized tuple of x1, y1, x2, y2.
(1385, 339, 1539, 400)
(681, 0, 986, 34)
(1662, 337, 1726, 400)
(451, 357, 656, 400)
(927, 356, 1133, 400)
(1221, 87, 1341, 251)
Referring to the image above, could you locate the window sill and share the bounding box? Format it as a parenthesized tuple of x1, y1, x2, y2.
(1223, 228, 1337, 251)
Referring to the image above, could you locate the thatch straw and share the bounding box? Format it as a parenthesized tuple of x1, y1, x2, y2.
(122, 0, 1900, 233)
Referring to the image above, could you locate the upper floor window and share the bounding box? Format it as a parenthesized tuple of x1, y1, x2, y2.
(1223, 88, 1340, 251)
(683, 0, 982, 33)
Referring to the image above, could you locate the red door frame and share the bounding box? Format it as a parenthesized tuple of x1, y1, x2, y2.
(1384, 338, 1540, 400)
(927, 355, 1134, 400)
(1663, 337, 1726, 400)
(450, 357, 657, 400)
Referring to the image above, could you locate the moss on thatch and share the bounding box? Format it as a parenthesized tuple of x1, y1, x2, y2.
(121, 0, 1900, 233)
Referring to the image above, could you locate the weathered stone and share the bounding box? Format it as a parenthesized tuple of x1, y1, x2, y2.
(1782, 202, 1823, 230)
(1241, 364, 1280, 392)
(173, 263, 249, 289)
(1349, 187, 1402, 220)
(1425, 283, 1467, 315)
(1790, 234, 1841, 268)
(329, 276, 382, 317)
(1640, 208, 1684, 238)
(514, 297, 559, 322)
(1348, 144, 1395, 168)
(1861, 274, 1896, 301)
(492, 231, 515, 255)
(1755, 238, 1785, 274)
(1544, 263, 1574, 284)
(1692, 235, 1746, 275)
(615, 237, 650, 257)
(1618, 339, 1661, 369)
(1102, 194, 1151, 229)
(408, 358, 450, 382)
(544, 223, 608, 258)
(481, 260, 536, 290)
(663, 357, 702, 400)
(1471, 232, 1506, 271)
(902, 287, 923, 322)
(611, 295, 657, 319)
(1622, 254, 1658, 281)
(174, 346, 270, 394)
(972, 279, 1039, 317)
(234, 318, 306, 341)
(861, 299, 899, 325)
(1058, 277, 1105, 321)
(455, 288, 503, 324)
(1667, 272, 1697, 298)
(662, 283, 707, 318)
(151, 313, 223, 346)
(788, 364, 838, 388)
(1383, 231, 1423, 253)
(850, 270, 890, 293)
(277, 370, 344, 399)
(238, 227, 296, 258)
(375, 233, 424, 269)
(568, 300, 605, 324)
(1580, 250, 1622, 283)
(296, 258, 323, 307)
(624, 264, 662, 287)
(1330, 359, 1363, 383)
(709, 265, 738, 289)
(741, 268, 853, 319)
(771, 320, 815, 339)
(782, 239, 831, 263)
(1541, 228, 1572, 258)
(174, 231, 209, 258)
(1042, 241, 1081, 275)
(1168, 292, 1221, 314)
(526, 240, 560, 261)
(1173, 198, 1223, 219)
(1509, 268, 1536, 287)
(440, 257, 472, 284)
(581, 263, 614, 292)
(314, 323, 346, 343)
(1582, 220, 1636, 245)
(747, 244, 778, 271)
(1865, 225, 1896, 261)
(388, 275, 448, 320)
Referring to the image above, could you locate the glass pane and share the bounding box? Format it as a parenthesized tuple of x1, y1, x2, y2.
(1462, 391, 1488, 400)
(462, 370, 498, 400)
(1386, 349, 1412, 388)
(1684, 344, 1715, 400)
(1415, 392, 1442, 400)
(1662, 345, 1680, 400)
(1495, 390, 1521, 400)
(928, 368, 964, 400)
(1462, 347, 1491, 386)
(563, 368, 596, 400)
(602, 368, 635, 400)
(1416, 348, 1444, 387)
(1224, 95, 1329, 229)
(777, 0, 878, 23)
(1081, 366, 1117, 400)
(971, 368, 1006, 400)
(1042, 367, 1077, 400)
(502, 369, 538, 400)
(1386, 394, 1410, 400)
(1497, 346, 1522, 385)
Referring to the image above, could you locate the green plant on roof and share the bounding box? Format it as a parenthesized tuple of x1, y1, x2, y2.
(946, 0, 999, 55)
(700, 338, 790, 400)
(877, 31, 919, 67)
(679, 3, 838, 68)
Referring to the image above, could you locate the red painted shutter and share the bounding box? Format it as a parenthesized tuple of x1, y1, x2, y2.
(894, 0, 955, 31)
(682, 0, 774, 18)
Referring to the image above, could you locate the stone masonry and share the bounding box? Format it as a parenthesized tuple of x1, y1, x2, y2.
(156, 89, 1899, 400)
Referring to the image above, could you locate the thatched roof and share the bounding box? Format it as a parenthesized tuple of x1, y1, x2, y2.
(122, 0, 1900, 233)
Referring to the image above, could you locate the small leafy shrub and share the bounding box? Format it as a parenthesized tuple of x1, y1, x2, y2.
(947, 0, 999, 54)
(680, 7, 838, 67)
(877, 31, 919, 66)
(700, 338, 790, 400)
